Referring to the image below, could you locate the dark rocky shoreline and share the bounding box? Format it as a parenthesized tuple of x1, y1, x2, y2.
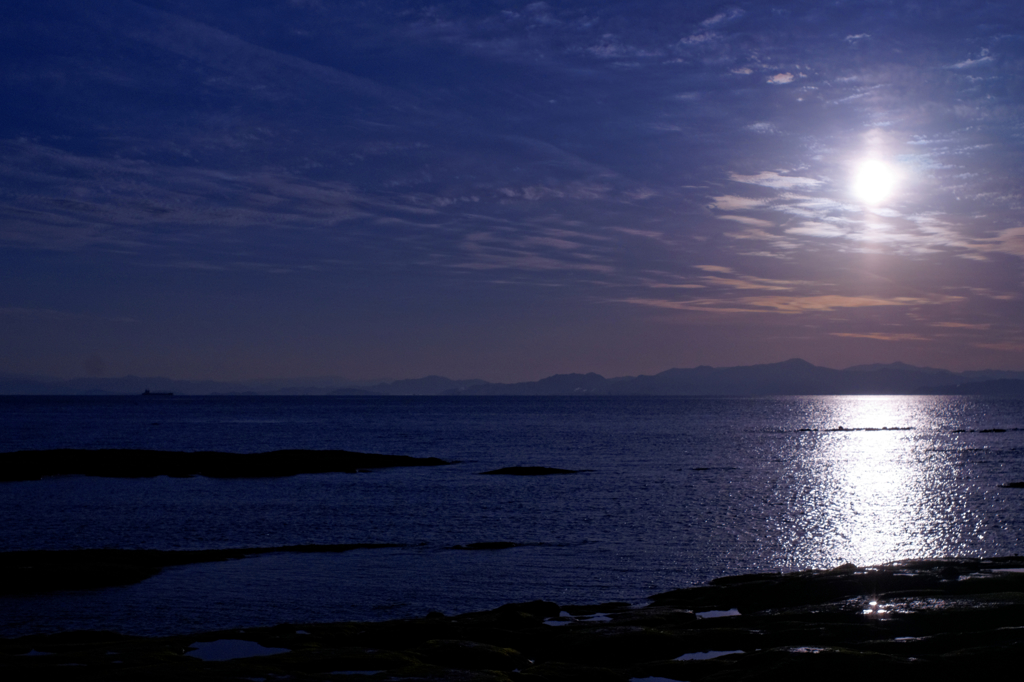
(4, 556, 1024, 681)
(0, 449, 452, 481)
(0, 544, 404, 595)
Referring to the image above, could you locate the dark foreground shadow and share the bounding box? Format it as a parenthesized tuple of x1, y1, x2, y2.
(3, 557, 1024, 681)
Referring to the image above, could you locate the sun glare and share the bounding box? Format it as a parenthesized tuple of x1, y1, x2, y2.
(852, 159, 897, 206)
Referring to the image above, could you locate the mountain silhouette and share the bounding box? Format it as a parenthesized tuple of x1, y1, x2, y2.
(4, 360, 1024, 396)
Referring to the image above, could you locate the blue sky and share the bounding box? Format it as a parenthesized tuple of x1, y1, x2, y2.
(2, 1, 1024, 381)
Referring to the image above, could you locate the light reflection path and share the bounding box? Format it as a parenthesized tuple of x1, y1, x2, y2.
(771, 396, 984, 568)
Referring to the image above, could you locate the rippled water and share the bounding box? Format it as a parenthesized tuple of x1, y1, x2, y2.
(1, 395, 1023, 636)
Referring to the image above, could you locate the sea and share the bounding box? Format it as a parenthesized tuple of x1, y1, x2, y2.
(2, 394, 1023, 638)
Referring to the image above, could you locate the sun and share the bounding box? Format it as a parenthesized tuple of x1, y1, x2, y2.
(852, 159, 898, 206)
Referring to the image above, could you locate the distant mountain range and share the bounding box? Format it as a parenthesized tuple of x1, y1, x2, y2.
(428, 359, 1024, 397)
(3, 359, 1024, 396)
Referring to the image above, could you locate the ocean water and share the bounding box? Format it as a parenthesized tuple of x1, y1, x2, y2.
(1, 395, 1023, 637)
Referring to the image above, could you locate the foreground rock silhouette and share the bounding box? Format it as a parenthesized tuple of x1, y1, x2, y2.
(0, 449, 452, 481)
(0, 545, 403, 595)
(3, 556, 1024, 680)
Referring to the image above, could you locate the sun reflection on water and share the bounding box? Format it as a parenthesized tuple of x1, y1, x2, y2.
(833, 426, 916, 562)
(773, 396, 983, 568)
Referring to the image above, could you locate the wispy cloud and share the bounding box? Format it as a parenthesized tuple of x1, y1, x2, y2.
(963, 227, 1024, 259)
(619, 293, 962, 315)
(702, 9, 745, 27)
(648, 283, 706, 289)
(677, 31, 718, 47)
(453, 227, 615, 274)
(702, 276, 792, 291)
(617, 297, 771, 314)
(974, 342, 1024, 352)
(742, 295, 960, 313)
(784, 222, 847, 238)
(932, 322, 990, 330)
(831, 332, 929, 341)
(950, 50, 994, 69)
(729, 172, 821, 190)
(612, 227, 667, 240)
(719, 214, 776, 228)
(710, 195, 769, 211)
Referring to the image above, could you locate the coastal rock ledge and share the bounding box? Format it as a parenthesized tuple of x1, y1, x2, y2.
(0, 449, 451, 481)
(3, 556, 1024, 681)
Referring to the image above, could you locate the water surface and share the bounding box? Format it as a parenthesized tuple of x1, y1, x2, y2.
(1, 395, 1022, 636)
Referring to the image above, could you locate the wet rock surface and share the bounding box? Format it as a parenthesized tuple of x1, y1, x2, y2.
(0, 449, 452, 481)
(3, 557, 1024, 680)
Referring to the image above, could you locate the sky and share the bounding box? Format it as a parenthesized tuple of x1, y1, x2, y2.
(2, 0, 1024, 382)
